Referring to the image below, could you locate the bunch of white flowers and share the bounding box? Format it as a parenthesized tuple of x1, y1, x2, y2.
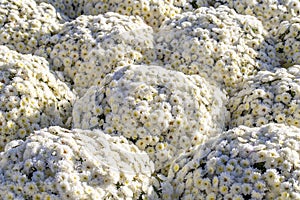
(228, 66, 300, 128)
(155, 6, 279, 95)
(275, 17, 300, 67)
(38, 13, 154, 96)
(35, 0, 182, 29)
(2, 0, 300, 199)
(0, 126, 155, 200)
(73, 64, 229, 175)
(0, 46, 76, 151)
(0, 0, 64, 55)
(82, 0, 182, 29)
(162, 123, 300, 200)
(185, 0, 299, 37)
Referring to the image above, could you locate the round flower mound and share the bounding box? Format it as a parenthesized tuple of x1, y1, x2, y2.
(155, 6, 279, 95)
(228, 66, 300, 128)
(162, 123, 300, 200)
(82, 0, 182, 29)
(73, 64, 229, 175)
(36, 0, 182, 29)
(0, 126, 155, 200)
(275, 17, 300, 67)
(0, 46, 76, 151)
(39, 13, 155, 96)
(0, 0, 64, 55)
(186, 0, 300, 37)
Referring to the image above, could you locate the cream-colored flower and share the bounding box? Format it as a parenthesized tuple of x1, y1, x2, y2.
(0, 126, 154, 199)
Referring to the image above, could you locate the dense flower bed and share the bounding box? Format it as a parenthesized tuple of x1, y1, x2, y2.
(0, 0, 300, 199)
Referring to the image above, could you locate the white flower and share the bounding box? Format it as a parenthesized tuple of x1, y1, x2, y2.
(73, 64, 228, 175)
(228, 67, 300, 128)
(37, 13, 154, 96)
(0, 126, 154, 199)
(162, 123, 300, 199)
(0, 0, 63, 55)
(1, 1, 300, 200)
(155, 6, 278, 96)
(0, 46, 76, 150)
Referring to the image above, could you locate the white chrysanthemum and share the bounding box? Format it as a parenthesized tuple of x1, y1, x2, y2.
(39, 13, 154, 96)
(0, 126, 155, 199)
(82, 0, 182, 29)
(0, 46, 76, 151)
(36, 0, 182, 29)
(155, 6, 279, 96)
(275, 17, 300, 67)
(185, 0, 299, 37)
(0, 0, 64, 55)
(228, 67, 300, 128)
(163, 123, 300, 199)
(35, 0, 84, 19)
(73, 64, 229, 174)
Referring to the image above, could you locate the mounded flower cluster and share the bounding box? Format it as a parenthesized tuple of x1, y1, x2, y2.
(34, 0, 84, 20)
(155, 6, 279, 95)
(82, 0, 182, 29)
(186, 0, 300, 37)
(228, 66, 300, 128)
(0, 46, 76, 151)
(73, 64, 229, 175)
(38, 13, 154, 96)
(0, 0, 64, 55)
(0, 126, 155, 200)
(35, 0, 182, 29)
(275, 17, 300, 67)
(162, 123, 300, 200)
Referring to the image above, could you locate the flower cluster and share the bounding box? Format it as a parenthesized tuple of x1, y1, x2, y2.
(0, 126, 155, 200)
(275, 17, 300, 67)
(0, 46, 76, 151)
(155, 6, 279, 95)
(228, 66, 300, 128)
(73, 64, 229, 175)
(34, 0, 84, 20)
(1, 0, 300, 199)
(83, 0, 183, 29)
(38, 13, 154, 96)
(162, 123, 300, 199)
(0, 0, 63, 55)
(186, 0, 300, 37)
(35, 0, 182, 29)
